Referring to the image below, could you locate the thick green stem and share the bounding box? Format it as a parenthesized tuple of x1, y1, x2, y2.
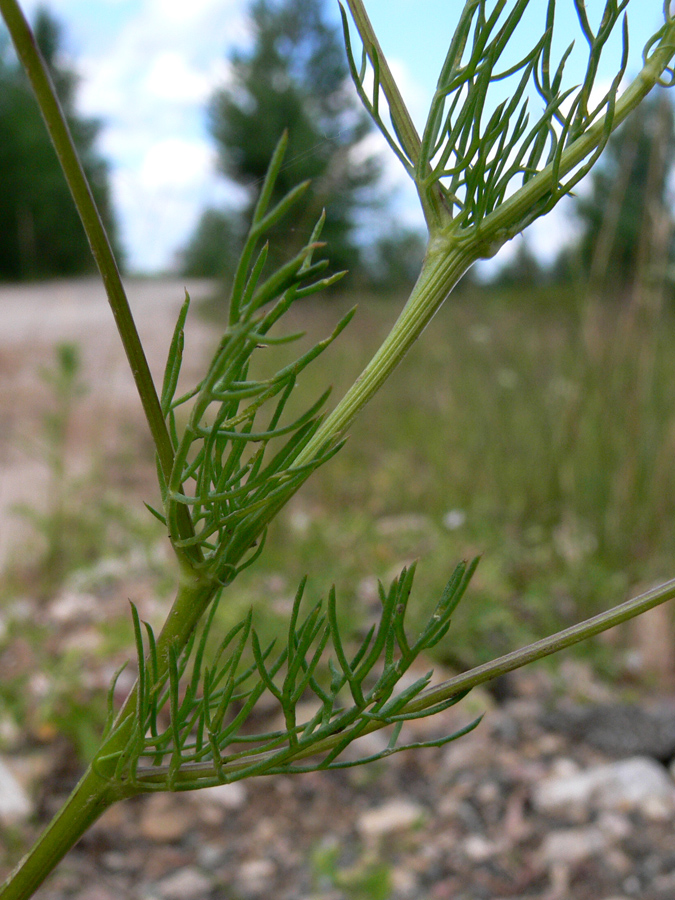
(0, 577, 216, 900)
(297, 238, 474, 465)
(0, 770, 118, 900)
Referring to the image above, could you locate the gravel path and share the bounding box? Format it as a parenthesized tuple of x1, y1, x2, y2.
(5, 671, 675, 900)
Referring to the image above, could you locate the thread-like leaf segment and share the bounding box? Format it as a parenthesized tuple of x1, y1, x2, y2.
(96, 561, 480, 790)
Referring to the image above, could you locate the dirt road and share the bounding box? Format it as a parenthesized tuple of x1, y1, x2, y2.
(0, 278, 217, 568)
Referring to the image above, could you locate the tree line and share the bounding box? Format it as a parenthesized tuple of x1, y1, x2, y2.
(1, 0, 674, 295)
(0, 8, 121, 280)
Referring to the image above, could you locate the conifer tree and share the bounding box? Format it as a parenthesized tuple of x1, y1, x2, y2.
(189, 0, 379, 277)
(0, 8, 120, 280)
(574, 92, 675, 293)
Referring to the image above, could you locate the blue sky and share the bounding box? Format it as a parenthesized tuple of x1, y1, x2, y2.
(6, 0, 672, 272)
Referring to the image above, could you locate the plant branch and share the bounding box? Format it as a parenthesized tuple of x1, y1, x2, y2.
(131, 574, 675, 789)
(474, 12, 675, 255)
(295, 238, 473, 467)
(342, 0, 449, 226)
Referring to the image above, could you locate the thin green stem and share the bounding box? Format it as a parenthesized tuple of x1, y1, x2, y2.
(296, 238, 475, 466)
(0, 0, 198, 562)
(343, 0, 449, 228)
(344, 0, 421, 165)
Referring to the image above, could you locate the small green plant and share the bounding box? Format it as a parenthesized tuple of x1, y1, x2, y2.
(312, 839, 392, 900)
(2, 1, 675, 898)
(13, 342, 85, 592)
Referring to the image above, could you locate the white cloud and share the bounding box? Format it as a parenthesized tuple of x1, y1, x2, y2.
(19, 0, 250, 271)
(142, 52, 212, 103)
(139, 138, 215, 190)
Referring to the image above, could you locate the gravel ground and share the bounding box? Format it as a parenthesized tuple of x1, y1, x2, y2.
(0, 278, 216, 569)
(5, 672, 675, 900)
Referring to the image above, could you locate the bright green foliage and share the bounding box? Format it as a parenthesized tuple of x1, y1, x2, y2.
(159, 135, 352, 583)
(99, 560, 479, 791)
(0, 9, 120, 279)
(342, 0, 669, 248)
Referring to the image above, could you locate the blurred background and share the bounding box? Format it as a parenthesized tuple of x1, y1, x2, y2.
(2, 0, 675, 742)
(3, 0, 675, 887)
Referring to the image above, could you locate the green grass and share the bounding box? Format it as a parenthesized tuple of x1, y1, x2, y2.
(226, 279, 675, 669)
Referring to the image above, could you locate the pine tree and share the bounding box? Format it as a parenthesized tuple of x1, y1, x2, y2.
(189, 0, 379, 278)
(0, 8, 121, 280)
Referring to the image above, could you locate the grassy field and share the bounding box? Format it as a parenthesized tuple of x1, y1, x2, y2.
(227, 279, 675, 671)
(3, 276, 675, 760)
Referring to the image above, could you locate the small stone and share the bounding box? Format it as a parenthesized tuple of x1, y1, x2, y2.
(238, 858, 276, 894)
(545, 702, 675, 760)
(0, 717, 20, 751)
(476, 781, 500, 805)
(442, 509, 466, 530)
(0, 757, 32, 823)
(357, 799, 425, 838)
(76, 888, 119, 900)
(5, 751, 51, 793)
(597, 812, 631, 841)
(197, 843, 224, 869)
(156, 867, 213, 900)
(375, 514, 433, 536)
(533, 757, 675, 817)
(62, 627, 103, 654)
(102, 851, 135, 872)
(653, 870, 675, 893)
(343, 730, 389, 762)
(540, 826, 608, 865)
(462, 834, 500, 861)
(198, 781, 247, 810)
(391, 866, 418, 896)
(47, 591, 99, 623)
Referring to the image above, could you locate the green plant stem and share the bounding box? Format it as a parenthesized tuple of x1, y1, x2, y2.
(132, 574, 675, 789)
(0, 770, 118, 900)
(343, 0, 419, 161)
(0, 577, 216, 900)
(343, 0, 449, 228)
(300, 12, 675, 468)
(0, 0, 198, 563)
(297, 239, 473, 466)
